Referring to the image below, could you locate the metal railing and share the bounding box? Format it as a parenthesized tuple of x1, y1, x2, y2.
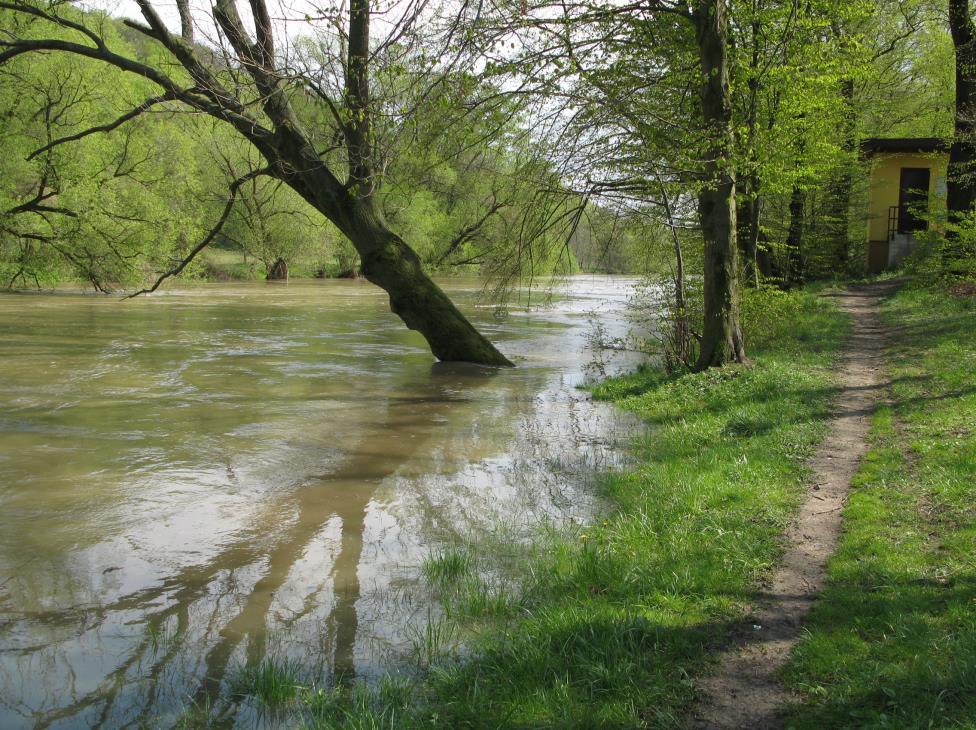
(887, 206, 899, 242)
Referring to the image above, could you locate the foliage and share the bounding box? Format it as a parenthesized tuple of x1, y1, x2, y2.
(0, 9, 217, 288)
(0, 5, 641, 291)
(463, 0, 954, 289)
(904, 207, 976, 285)
(1, 0, 958, 293)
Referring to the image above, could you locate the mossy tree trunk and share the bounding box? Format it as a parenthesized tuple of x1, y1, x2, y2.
(693, 0, 746, 370)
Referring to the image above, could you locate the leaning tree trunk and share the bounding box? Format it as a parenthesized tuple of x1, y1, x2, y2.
(694, 0, 746, 370)
(0, 0, 514, 365)
(350, 202, 514, 364)
(949, 0, 976, 222)
(248, 0, 512, 367)
(254, 134, 513, 366)
(299, 172, 511, 366)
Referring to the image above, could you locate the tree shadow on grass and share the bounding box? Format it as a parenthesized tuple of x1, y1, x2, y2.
(783, 567, 976, 729)
(422, 609, 741, 729)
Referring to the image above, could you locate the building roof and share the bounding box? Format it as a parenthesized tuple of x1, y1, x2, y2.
(860, 137, 949, 155)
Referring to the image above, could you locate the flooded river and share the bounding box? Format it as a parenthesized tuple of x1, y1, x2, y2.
(0, 276, 643, 728)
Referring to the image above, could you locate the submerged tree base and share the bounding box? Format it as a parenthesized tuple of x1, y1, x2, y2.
(215, 285, 850, 727)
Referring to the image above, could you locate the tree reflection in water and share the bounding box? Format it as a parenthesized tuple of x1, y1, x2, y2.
(0, 277, 643, 728)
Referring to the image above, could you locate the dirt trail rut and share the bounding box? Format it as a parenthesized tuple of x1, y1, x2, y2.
(688, 281, 898, 729)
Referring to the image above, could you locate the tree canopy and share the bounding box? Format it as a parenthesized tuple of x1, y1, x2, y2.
(0, 0, 961, 365)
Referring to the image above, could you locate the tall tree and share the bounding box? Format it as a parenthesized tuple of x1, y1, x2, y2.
(948, 0, 976, 218)
(470, 0, 748, 368)
(694, 0, 746, 367)
(0, 0, 512, 365)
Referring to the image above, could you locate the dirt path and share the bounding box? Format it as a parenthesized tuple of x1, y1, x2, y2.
(688, 281, 898, 729)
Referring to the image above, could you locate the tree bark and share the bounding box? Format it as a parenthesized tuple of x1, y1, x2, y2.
(785, 185, 806, 286)
(949, 0, 976, 219)
(348, 200, 514, 364)
(694, 0, 746, 370)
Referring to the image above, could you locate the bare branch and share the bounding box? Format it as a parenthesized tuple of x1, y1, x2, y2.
(125, 168, 271, 298)
(248, 0, 275, 69)
(27, 93, 175, 161)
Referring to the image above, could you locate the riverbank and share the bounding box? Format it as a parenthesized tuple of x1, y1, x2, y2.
(201, 280, 976, 728)
(436, 286, 852, 727)
(223, 284, 853, 727)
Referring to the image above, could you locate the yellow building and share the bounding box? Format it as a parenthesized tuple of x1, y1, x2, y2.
(862, 138, 949, 273)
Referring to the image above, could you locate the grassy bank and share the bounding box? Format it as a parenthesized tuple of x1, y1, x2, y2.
(206, 286, 850, 729)
(783, 285, 976, 728)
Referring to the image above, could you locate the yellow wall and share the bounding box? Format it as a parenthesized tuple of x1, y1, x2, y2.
(866, 152, 948, 243)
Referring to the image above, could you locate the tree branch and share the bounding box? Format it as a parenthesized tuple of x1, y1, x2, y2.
(175, 0, 193, 42)
(27, 93, 175, 161)
(345, 0, 375, 192)
(248, 0, 275, 70)
(435, 199, 508, 266)
(125, 168, 270, 298)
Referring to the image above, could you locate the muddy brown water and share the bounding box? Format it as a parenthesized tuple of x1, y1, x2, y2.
(0, 275, 644, 728)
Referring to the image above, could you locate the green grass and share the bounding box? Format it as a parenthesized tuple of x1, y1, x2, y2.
(274, 286, 848, 727)
(201, 286, 848, 727)
(783, 285, 976, 729)
(422, 547, 473, 587)
(230, 656, 305, 708)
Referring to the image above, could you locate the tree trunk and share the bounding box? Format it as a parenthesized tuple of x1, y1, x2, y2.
(949, 0, 976, 219)
(738, 175, 762, 286)
(210, 0, 513, 366)
(350, 201, 514, 365)
(245, 0, 512, 367)
(255, 137, 513, 365)
(785, 185, 806, 287)
(826, 78, 856, 270)
(660, 182, 693, 368)
(694, 0, 746, 370)
(267, 257, 288, 280)
(738, 16, 762, 288)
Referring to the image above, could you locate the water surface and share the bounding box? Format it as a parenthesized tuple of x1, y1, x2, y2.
(0, 276, 642, 728)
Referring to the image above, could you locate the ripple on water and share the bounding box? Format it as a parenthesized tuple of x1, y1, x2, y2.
(0, 276, 646, 728)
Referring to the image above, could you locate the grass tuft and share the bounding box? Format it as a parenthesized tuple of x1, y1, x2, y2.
(422, 547, 473, 587)
(230, 656, 304, 708)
